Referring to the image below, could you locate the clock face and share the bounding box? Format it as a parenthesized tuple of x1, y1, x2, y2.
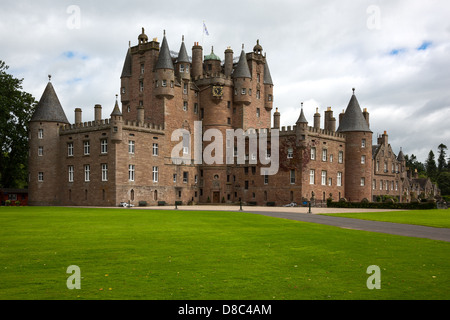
(213, 86, 223, 97)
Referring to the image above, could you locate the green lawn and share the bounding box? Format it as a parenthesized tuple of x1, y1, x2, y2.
(322, 209, 450, 228)
(0, 206, 449, 300)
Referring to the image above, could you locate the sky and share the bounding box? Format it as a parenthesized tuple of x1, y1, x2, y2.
(1, 0, 449, 163)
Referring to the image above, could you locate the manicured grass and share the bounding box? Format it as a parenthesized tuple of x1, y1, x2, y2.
(322, 209, 450, 228)
(0, 206, 449, 300)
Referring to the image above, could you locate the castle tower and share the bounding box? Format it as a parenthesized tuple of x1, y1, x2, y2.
(28, 77, 69, 205)
(154, 31, 175, 99)
(295, 103, 308, 147)
(191, 42, 203, 78)
(176, 36, 191, 81)
(337, 89, 373, 202)
(232, 46, 252, 106)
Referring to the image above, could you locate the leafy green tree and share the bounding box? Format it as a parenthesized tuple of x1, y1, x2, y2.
(437, 172, 450, 196)
(0, 60, 36, 188)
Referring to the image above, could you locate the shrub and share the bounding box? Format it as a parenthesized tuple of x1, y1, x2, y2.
(157, 201, 166, 206)
(138, 201, 147, 207)
(327, 200, 436, 210)
(266, 202, 276, 207)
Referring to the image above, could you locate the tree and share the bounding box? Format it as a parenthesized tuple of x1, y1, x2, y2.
(0, 60, 36, 188)
(437, 143, 448, 174)
(425, 150, 437, 182)
(437, 172, 450, 196)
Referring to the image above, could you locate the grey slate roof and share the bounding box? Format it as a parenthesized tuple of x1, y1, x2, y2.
(296, 108, 308, 124)
(263, 59, 273, 85)
(121, 48, 132, 78)
(397, 149, 405, 161)
(30, 81, 69, 123)
(177, 40, 190, 63)
(232, 50, 251, 79)
(110, 99, 122, 116)
(336, 92, 372, 133)
(156, 35, 174, 70)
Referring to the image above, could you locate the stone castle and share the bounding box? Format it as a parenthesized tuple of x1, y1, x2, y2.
(27, 28, 439, 206)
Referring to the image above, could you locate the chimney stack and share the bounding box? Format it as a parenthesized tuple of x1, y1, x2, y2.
(75, 108, 82, 125)
(94, 104, 102, 123)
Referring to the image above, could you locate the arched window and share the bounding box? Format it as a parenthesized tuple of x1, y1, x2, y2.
(154, 190, 158, 201)
(130, 189, 134, 201)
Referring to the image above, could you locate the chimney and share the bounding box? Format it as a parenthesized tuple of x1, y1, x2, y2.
(224, 47, 234, 77)
(324, 107, 333, 131)
(314, 107, 320, 129)
(363, 108, 370, 127)
(273, 107, 280, 129)
(94, 104, 102, 123)
(75, 108, 82, 125)
(339, 109, 345, 128)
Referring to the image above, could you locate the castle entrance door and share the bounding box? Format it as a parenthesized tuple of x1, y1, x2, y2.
(213, 192, 220, 203)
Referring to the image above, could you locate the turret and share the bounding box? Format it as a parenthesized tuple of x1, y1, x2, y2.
(295, 103, 308, 147)
(337, 88, 373, 202)
(110, 96, 123, 143)
(176, 36, 191, 81)
(28, 77, 69, 206)
(232, 45, 252, 106)
(204, 46, 221, 75)
(191, 42, 203, 78)
(154, 31, 175, 99)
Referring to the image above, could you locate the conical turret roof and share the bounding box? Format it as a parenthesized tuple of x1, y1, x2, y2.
(397, 148, 405, 161)
(263, 58, 273, 85)
(336, 90, 372, 133)
(30, 80, 69, 123)
(156, 33, 174, 70)
(110, 98, 122, 117)
(177, 37, 190, 63)
(232, 49, 251, 79)
(296, 106, 308, 124)
(121, 48, 132, 78)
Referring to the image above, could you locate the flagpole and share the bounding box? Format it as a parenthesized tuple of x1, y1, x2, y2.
(202, 20, 204, 46)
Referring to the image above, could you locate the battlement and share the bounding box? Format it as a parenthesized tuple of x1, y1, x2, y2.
(60, 118, 164, 135)
(275, 125, 346, 139)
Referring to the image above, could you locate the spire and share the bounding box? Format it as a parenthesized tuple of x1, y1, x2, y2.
(296, 102, 308, 124)
(177, 35, 190, 63)
(232, 47, 251, 79)
(110, 95, 122, 116)
(336, 89, 372, 133)
(31, 80, 69, 123)
(155, 32, 174, 70)
(120, 47, 132, 78)
(263, 56, 273, 85)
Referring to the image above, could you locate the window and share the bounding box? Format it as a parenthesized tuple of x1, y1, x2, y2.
(183, 172, 188, 183)
(141, 64, 145, 74)
(268, 94, 273, 101)
(380, 180, 383, 190)
(256, 108, 260, 118)
(373, 179, 376, 190)
(360, 177, 365, 186)
(321, 171, 327, 186)
(68, 166, 74, 182)
(290, 170, 295, 184)
(256, 90, 260, 99)
(264, 173, 269, 185)
(311, 147, 316, 160)
(376, 160, 379, 172)
(227, 117, 231, 124)
(245, 180, 249, 189)
(328, 177, 332, 186)
(322, 149, 327, 162)
(68, 143, 74, 156)
(361, 155, 366, 164)
(384, 162, 388, 172)
(152, 166, 158, 182)
(101, 139, 108, 154)
(241, 88, 246, 95)
(38, 129, 43, 139)
(183, 101, 188, 111)
(128, 140, 135, 154)
(139, 80, 144, 92)
(195, 175, 198, 184)
(287, 148, 293, 159)
(257, 73, 260, 83)
(330, 154, 333, 162)
(38, 172, 44, 182)
(183, 83, 188, 94)
(38, 146, 43, 156)
(194, 103, 198, 114)
(153, 143, 158, 156)
(180, 64, 185, 72)
(128, 164, 135, 181)
(337, 172, 342, 186)
(173, 174, 177, 183)
(309, 169, 315, 185)
(84, 141, 90, 155)
(84, 165, 90, 182)
(161, 80, 167, 87)
(102, 164, 108, 181)
(338, 151, 343, 163)
(362, 139, 366, 148)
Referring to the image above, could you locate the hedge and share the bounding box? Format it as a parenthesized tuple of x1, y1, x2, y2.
(327, 199, 436, 210)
